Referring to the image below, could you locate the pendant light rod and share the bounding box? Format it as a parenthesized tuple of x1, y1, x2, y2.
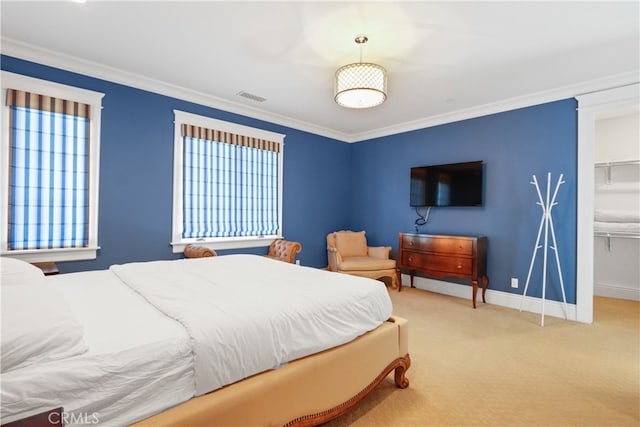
(355, 34, 368, 63)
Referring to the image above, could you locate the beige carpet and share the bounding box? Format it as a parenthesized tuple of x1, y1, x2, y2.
(325, 288, 640, 427)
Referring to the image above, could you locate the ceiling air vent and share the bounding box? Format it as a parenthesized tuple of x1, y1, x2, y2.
(236, 91, 267, 103)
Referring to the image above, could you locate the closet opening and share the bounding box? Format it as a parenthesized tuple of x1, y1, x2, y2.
(576, 83, 640, 323)
(593, 108, 639, 302)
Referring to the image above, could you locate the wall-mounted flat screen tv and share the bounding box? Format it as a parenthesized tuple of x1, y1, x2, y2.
(410, 160, 484, 207)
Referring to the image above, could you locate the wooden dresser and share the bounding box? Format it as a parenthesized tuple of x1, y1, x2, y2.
(397, 233, 488, 308)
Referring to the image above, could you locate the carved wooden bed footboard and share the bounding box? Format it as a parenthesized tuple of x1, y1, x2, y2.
(285, 353, 411, 426)
(132, 317, 410, 427)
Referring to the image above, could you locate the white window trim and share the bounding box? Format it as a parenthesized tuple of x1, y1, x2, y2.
(171, 110, 285, 253)
(0, 71, 104, 263)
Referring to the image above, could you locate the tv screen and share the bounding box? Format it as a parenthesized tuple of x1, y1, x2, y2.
(410, 161, 484, 207)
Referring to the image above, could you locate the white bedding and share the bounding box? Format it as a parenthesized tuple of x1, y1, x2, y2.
(594, 209, 640, 223)
(594, 221, 640, 235)
(1, 282, 88, 373)
(1, 254, 393, 425)
(110, 254, 393, 396)
(0, 270, 193, 426)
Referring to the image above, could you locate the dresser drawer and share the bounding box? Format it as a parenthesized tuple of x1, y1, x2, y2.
(403, 235, 473, 255)
(402, 252, 472, 275)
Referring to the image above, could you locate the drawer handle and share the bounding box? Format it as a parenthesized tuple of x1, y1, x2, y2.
(408, 256, 413, 263)
(457, 264, 462, 269)
(409, 241, 414, 246)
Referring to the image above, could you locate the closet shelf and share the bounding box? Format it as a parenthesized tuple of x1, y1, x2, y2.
(594, 159, 640, 184)
(594, 231, 640, 251)
(594, 231, 640, 238)
(594, 159, 640, 168)
(595, 182, 640, 192)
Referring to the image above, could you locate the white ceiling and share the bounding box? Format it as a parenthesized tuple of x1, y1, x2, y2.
(1, 1, 639, 142)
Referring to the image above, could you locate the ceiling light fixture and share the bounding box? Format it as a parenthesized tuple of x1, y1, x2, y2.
(334, 35, 387, 109)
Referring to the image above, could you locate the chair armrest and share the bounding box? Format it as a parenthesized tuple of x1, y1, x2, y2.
(327, 246, 343, 271)
(368, 246, 391, 259)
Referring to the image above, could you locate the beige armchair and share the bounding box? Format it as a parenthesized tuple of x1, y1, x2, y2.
(265, 239, 302, 264)
(327, 230, 398, 289)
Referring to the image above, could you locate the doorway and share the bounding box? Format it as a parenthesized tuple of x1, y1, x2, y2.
(593, 110, 639, 301)
(576, 84, 640, 323)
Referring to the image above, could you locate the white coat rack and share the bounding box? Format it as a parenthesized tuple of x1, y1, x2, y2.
(519, 173, 569, 327)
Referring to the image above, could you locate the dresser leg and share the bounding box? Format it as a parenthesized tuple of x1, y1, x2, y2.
(396, 268, 402, 292)
(472, 280, 478, 309)
(482, 276, 489, 304)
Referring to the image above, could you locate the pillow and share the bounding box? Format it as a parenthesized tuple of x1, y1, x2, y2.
(335, 231, 368, 258)
(1, 257, 45, 287)
(1, 282, 88, 372)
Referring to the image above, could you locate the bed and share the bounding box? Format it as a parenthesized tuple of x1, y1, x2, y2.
(0, 254, 410, 426)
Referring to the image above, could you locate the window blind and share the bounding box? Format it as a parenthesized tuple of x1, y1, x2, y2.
(181, 124, 280, 239)
(6, 89, 90, 250)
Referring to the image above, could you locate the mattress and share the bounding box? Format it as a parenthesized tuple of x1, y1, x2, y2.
(0, 270, 193, 427)
(110, 254, 393, 396)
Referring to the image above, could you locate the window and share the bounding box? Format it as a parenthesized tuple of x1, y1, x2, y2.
(1, 72, 104, 262)
(171, 110, 284, 251)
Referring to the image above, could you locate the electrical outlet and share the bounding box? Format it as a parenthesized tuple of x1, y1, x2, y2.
(295, 260, 300, 266)
(511, 278, 519, 288)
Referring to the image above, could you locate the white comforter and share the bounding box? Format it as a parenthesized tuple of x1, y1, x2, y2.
(1, 271, 193, 426)
(110, 254, 393, 396)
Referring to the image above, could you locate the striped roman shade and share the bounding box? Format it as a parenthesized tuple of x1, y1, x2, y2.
(181, 124, 280, 239)
(6, 89, 90, 250)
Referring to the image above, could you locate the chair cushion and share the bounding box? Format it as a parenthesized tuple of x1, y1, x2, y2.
(340, 257, 396, 271)
(334, 231, 368, 258)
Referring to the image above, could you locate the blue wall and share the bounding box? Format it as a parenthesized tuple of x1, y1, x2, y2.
(2, 56, 578, 303)
(350, 101, 578, 303)
(1, 55, 352, 271)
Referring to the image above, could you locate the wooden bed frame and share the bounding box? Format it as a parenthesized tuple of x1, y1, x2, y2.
(132, 316, 410, 426)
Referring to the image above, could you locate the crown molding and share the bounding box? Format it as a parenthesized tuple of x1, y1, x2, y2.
(0, 37, 350, 143)
(2, 37, 637, 144)
(348, 71, 640, 143)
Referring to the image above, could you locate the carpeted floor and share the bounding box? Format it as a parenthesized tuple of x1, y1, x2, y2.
(325, 288, 640, 427)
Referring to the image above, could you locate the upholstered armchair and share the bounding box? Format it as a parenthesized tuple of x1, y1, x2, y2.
(327, 230, 398, 289)
(184, 244, 217, 258)
(265, 239, 302, 264)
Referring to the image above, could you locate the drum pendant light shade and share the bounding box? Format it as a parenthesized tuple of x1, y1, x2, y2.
(334, 62, 387, 109)
(334, 35, 387, 109)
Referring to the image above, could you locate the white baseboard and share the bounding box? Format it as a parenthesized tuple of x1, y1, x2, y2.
(403, 274, 577, 322)
(595, 281, 640, 301)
